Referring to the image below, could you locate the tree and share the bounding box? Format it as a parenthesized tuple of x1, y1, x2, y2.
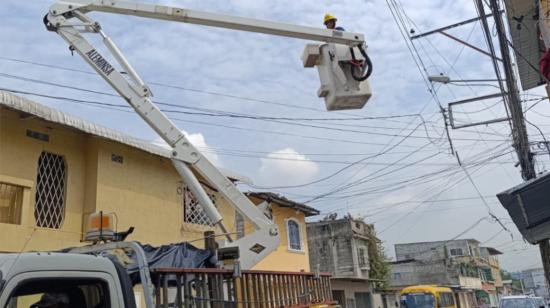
(366, 225, 391, 290)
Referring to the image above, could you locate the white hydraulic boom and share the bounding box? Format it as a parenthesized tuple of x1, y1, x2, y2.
(44, 0, 371, 269)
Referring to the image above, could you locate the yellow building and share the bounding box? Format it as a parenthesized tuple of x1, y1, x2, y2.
(0, 90, 318, 271)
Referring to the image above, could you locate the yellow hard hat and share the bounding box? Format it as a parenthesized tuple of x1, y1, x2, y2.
(324, 13, 337, 25)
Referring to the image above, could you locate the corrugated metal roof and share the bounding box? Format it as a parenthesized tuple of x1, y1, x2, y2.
(504, 0, 545, 90)
(0, 90, 251, 184)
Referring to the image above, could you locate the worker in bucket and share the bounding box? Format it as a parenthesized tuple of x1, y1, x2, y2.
(324, 13, 345, 31)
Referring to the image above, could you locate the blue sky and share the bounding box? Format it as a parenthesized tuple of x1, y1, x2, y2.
(2, 0, 550, 271)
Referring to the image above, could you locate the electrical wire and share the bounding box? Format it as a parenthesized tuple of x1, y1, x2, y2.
(0, 87, 429, 148)
(0, 72, 484, 142)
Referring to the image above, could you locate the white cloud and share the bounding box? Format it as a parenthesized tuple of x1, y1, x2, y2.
(257, 148, 319, 186)
(153, 130, 221, 166)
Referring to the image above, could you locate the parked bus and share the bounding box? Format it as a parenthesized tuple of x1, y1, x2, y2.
(400, 285, 457, 308)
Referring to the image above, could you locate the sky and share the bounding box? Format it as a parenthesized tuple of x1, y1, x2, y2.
(1, 0, 550, 272)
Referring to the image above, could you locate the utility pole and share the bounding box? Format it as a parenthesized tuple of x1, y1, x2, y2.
(478, 0, 550, 296)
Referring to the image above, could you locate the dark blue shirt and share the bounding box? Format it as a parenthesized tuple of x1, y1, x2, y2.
(335, 26, 345, 31)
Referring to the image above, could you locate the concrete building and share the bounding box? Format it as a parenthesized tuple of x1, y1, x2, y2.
(0, 90, 317, 272)
(390, 239, 503, 308)
(307, 217, 383, 308)
(516, 268, 549, 300)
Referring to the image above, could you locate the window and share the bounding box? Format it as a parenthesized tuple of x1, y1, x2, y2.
(346, 298, 356, 308)
(439, 292, 455, 307)
(450, 248, 464, 256)
(35, 152, 67, 229)
(357, 247, 367, 268)
(355, 292, 372, 308)
(6, 278, 110, 308)
(286, 218, 303, 251)
(235, 211, 245, 239)
(182, 185, 217, 226)
(332, 290, 346, 308)
(0, 182, 23, 224)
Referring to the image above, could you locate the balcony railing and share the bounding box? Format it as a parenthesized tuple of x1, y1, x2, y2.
(153, 268, 335, 308)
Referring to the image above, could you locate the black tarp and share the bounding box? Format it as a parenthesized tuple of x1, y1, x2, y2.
(127, 242, 214, 274)
(121, 242, 215, 284)
(63, 241, 215, 284)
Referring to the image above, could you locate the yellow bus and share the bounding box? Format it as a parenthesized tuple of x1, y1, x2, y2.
(400, 285, 457, 308)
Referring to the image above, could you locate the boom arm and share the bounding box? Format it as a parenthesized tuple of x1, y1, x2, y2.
(45, 0, 367, 269)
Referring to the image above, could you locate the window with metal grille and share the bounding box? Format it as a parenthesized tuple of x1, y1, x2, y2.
(450, 248, 464, 256)
(357, 247, 367, 268)
(287, 219, 302, 251)
(182, 185, 217, 226)
(35, 152, 67, 229)
(0, 182, 23, 225)
(235, 211, 245, 239)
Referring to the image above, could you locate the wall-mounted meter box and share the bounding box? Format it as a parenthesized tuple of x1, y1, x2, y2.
(302, 43, 372, 111)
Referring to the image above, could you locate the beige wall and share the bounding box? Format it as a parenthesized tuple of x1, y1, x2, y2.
(331, 280, 381, 308)
(0, 109, 85, 251)
(0, 107, 311, 273)
(246, 196, 311, 272)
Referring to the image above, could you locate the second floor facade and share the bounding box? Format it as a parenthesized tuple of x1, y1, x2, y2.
(391, 239, 502, 289)
(307, 217, 375, 280)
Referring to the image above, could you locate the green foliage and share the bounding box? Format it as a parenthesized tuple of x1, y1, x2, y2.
(366, 228, 391, 290)
(501, 270, 513, 280)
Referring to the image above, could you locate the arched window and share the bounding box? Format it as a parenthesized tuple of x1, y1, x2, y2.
(286, 218, 303, 251)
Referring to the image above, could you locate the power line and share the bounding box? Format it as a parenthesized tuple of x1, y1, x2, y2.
(0, 55, 339, 115)
(247, 121, 432, 190)
(317, 144, 512, 220)
(455, 150, 512, 236)
(0, 72, 488, 142)
(0, 55, 432, 124)
(303, 142, 512, 203)
(201, 148, 516, 166)
(0, 87, 429, 148)
(386, 0, 456, 153)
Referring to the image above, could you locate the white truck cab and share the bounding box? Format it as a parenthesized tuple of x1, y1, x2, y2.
(0, 253, 137, 308)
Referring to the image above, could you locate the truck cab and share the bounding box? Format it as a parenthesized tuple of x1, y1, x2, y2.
(0, 253, 136, 308)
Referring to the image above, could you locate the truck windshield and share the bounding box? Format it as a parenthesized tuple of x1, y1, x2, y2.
(534, 298, 547, 308)
(500, 298, 536, 308)
(401, 293, 436, 308)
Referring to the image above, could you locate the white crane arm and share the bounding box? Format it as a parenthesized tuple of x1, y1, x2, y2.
(48, 0, 365, 46)
(44, 0, 368, 269)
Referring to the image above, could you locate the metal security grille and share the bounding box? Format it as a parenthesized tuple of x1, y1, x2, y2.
(235, 211, 245, 239)
(182, 185, 217, 226)
(35, 152, 66, 229)
(358, 247, 367, 268)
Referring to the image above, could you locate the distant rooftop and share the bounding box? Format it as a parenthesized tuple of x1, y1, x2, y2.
(396, 238, 480, 246)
